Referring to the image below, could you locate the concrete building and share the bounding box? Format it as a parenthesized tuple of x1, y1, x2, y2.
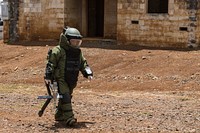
(2, 0, 200, 48)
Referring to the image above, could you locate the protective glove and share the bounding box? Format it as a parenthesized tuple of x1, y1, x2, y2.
(88, 76, 93, 80)
(44, 79, 52, 84)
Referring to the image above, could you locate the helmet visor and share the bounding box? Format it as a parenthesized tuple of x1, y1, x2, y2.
(70, 39, 82, 48)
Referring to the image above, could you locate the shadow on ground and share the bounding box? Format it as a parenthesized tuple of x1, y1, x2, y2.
(49, 121, 95, 131)
(6, 39, 200, 52)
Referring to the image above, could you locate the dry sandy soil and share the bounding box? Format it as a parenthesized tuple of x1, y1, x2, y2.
(0, 40, 200, 133)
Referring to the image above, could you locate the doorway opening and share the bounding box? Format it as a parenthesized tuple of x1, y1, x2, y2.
(87, 0, 104, 37)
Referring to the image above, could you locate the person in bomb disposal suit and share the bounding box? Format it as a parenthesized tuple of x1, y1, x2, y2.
(45, 27, 93, 126)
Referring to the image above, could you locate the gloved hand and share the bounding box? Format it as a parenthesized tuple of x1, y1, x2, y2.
(44, 79, 52, 84)
(88, 76, 93, 81)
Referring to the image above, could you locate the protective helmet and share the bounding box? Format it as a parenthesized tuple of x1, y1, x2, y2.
(63, 27, 83, 48)
(63, 27, 82, 40)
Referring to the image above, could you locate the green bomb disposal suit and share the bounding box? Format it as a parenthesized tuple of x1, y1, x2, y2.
(46, 32, 93, 124)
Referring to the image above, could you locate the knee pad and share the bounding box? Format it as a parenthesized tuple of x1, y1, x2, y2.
(61, 93, 71, 104)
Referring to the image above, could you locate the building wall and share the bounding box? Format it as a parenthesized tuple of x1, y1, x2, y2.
(117, 0, 198, 48)
(8, 0, 118, 41)
(196, 2, 200, 47)
(64, 0, 82, 30)
(104, 0, 117, 39)
(4, 0, 199, 48)
(18, 0, 64, 41)
(197, 10, 200, 44)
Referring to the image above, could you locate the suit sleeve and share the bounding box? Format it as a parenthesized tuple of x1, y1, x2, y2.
(45, 47, 61, 80)
(80, 51, 93, 78)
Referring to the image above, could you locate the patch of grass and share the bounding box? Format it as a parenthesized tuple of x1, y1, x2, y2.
(180, 97, 190, 101)
(0, 83, 43, 94)
(0, 83, 20, 93)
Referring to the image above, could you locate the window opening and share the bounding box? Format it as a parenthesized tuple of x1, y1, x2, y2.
(148, 0, 168, 13)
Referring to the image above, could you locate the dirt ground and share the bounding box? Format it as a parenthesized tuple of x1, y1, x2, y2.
(0, 40, 200, 133)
